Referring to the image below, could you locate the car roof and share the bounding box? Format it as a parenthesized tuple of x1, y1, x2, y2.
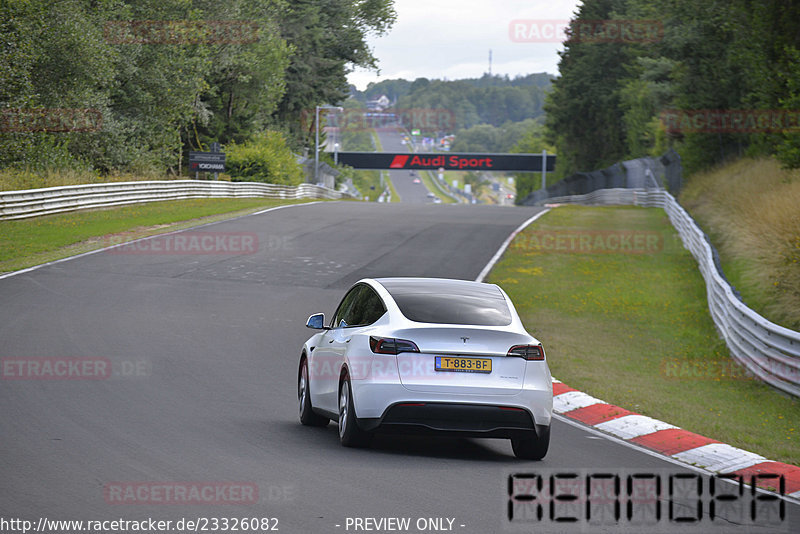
(374, 277, 506, 300)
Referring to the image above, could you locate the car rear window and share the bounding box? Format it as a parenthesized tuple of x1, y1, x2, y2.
(379, 279, 512, 326)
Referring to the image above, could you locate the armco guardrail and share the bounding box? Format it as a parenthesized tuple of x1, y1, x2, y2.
(0, 180, 350, 220)
(538, 188, 800, 398)
(521, 149, 683, 206)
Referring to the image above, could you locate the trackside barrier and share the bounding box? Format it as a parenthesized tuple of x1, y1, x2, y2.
(0, 181, 351, 220)
(537, 187, 800, 398)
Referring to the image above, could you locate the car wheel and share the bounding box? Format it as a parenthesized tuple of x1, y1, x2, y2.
(298, 358, 328, 427)
(338, 374, 371, 447)
(511, 426, 550, 460)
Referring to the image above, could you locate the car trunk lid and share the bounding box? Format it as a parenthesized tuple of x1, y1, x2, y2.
(392, 327, 531, 395)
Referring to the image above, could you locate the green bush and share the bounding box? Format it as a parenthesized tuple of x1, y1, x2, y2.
(225, 131, 304, 186)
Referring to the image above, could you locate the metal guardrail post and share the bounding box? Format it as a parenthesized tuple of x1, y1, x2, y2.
(0, 181, 351, 220)
(530, 187, 800, 397)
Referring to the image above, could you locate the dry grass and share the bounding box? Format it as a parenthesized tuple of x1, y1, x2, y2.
(491, 205, 800, 464)
(680, 157, 800, 330)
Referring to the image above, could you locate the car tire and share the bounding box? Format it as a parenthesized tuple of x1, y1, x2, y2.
(511, 426, 550, 460)
(338, 374, 372, 447)
(298, 358, 329, 427)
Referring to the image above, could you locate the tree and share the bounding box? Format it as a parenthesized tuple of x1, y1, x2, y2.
(512, 123, 555, 202)
(544, 0, 629, 177)
(272, 0, 396, 149)
(0, 0, 116, 171)
(188, 0, 292, 149)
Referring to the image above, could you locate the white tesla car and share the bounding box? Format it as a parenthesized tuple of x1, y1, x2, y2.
(297, 277, 553, 459)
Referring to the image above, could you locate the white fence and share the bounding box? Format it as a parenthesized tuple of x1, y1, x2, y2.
(540, 188, 800, 397)
(0, 180, 351, 220)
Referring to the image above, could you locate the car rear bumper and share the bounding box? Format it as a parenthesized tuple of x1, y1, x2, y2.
(350, 374, 553, 427)
(358, 401, 548, 439)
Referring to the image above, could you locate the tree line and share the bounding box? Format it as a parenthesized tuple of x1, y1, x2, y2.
(544, 0, 800, 178)
(350, 74, 552, 131)
(0, 0, 395, 181)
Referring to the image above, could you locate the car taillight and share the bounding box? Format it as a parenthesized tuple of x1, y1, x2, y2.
(369, 336, 420, 355)
(507, 344, 545, 361)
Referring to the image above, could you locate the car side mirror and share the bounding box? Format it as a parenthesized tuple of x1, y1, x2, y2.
(306, 313, 327, 330)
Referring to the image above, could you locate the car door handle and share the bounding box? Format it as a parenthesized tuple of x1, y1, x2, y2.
(328, 339, 335, 343)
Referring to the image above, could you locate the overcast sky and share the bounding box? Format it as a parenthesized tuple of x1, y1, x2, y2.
(347, 0, 583, 89)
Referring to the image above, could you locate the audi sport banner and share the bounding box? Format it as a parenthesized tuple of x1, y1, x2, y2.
(336, 152, 556, 172)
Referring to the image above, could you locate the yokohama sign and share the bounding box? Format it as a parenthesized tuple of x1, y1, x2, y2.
(336, 152, 556, 172)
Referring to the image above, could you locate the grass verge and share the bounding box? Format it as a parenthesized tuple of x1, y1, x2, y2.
(421, 170, 458, 204)
(350, 170, 383, 201)
(382, 171, 401, 202)
(370, 131, 399, 202)
(489, 205, 799, 465)
(0, 198, 314, 274)
(680, 157, 800, 330)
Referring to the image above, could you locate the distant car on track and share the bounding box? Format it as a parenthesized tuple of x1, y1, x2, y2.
(297, 277, 553, 459)
(413, 178, 421, 184)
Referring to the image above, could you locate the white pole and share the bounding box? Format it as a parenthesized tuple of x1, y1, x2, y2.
(314, 106, 320, 184)
(541, 149, 547, 190)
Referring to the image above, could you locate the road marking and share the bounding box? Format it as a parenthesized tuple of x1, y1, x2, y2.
(0, 201, 325, 281)
(672, 443, 766, 473)
(474, 208, 550, 283)
(552, 391, 603, 413)
(593, 414, 678, 440)
(478, 212, 800, 505)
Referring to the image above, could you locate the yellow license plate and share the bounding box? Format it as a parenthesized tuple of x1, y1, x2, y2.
(435, 356, 492, 373)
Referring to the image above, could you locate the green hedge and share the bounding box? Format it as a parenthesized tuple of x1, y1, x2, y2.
(226, 131, 304, 186)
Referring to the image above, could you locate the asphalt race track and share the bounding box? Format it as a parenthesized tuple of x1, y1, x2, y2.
(375, 128, 437, 203)
(1, 201, 796, 533)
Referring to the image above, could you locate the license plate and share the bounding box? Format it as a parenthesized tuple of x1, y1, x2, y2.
(435, 356, 492, 373)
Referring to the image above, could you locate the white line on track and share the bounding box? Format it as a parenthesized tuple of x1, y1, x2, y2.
(0, 201, 326, 281)
(553, 414, 800, 505)
(4, 200, 797, 504)
(474, 208, 550, 283)
(476, 207, 800, 506)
